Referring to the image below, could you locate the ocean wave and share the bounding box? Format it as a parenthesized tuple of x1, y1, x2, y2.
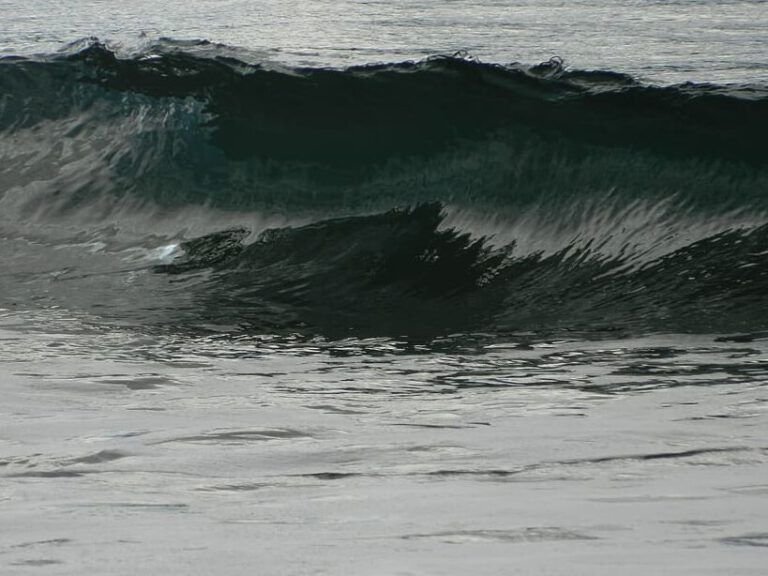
(144, 203, 768, 338)
(1, 40, 766, 213)
(1, 40, 767, 339)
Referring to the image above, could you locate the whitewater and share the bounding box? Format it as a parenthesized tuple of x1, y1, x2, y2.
(1, 1, 768, 574)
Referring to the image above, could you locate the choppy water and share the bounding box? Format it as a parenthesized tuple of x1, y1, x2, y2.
(1, 1, 768, 574)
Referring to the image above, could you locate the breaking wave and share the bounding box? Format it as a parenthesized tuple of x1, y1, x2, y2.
(1, 40, 767, 340)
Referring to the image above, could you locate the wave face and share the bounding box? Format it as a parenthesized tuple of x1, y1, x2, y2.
(1, 41, 768, 340)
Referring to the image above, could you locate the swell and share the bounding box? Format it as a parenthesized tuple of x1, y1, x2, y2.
(1, 41, 767, 219)
(147, 203, 768, 339)
(1, 41, 768, 339)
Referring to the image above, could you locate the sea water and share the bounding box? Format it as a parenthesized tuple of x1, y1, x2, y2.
(1, 1, 767, 574)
